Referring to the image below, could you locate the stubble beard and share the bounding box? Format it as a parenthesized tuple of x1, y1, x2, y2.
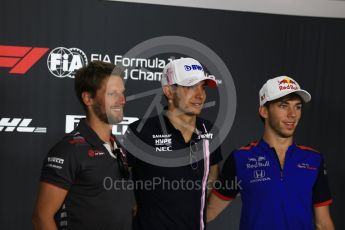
(93, 103, 123, 125)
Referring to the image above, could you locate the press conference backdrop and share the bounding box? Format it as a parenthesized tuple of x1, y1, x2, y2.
(1, 0, 345, 229)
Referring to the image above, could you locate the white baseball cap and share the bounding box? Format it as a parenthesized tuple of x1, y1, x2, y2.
(259, 76, 311, 106)
(161, 57, 217, 88)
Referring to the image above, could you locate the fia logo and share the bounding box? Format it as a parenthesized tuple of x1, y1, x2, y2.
(47, 47, 88, 78)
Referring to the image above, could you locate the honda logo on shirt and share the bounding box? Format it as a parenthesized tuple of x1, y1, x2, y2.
(254, 170, 265, 179)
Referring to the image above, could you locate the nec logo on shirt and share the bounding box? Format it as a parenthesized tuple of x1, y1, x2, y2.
(184, 64, 203, 71)
(152, 134, 172, 152)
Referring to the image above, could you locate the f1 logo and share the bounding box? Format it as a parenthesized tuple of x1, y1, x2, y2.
(254, 170, 265, 179)
(65, 115, 139, 135)
(0, 45, 49, 74)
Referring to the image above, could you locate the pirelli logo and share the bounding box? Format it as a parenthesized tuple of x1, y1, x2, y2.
(0, 45, 49, 74)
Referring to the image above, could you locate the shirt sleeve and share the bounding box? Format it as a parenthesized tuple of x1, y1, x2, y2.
(312, 155, 333, 207)
(212, 151, 239, 200)
(40, 141, 78, 190)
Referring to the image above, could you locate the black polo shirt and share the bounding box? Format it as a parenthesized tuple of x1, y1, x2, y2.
(40, 119, 133, 230)
(122, 114, 222, 230)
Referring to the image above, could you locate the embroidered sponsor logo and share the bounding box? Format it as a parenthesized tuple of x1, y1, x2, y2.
(253, 169, 265, 179)
(155, 146, 172, 151)
(152, 134, 172, 138)
(88, 149, 105, 157)
(246, 156, 270, 169)
(46, 164, 62, 169)
(250, 169, 271, 183)
(45, 157, 65, 169)
(277, 77, 298, 91)
(184, 64, 203, 71)
(47, 157, 64, 164)
(152, 134, 172, 151)
(197, 132, 213, 140)
(155, 138, 172, 146)
(297, 163, 317, 170)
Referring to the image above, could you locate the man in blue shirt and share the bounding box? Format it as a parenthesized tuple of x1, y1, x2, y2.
(207, 76, 334, 229)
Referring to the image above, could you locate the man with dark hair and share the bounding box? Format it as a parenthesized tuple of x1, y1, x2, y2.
(122, 57, 222, 230)
(207, 76, 334, 230)
(32, 61, 133, 230)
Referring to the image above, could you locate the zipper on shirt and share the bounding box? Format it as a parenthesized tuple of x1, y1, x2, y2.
(272, 148, 284, 181)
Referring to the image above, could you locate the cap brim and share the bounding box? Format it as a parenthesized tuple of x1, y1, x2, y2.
(178, 77, 218, 88)
(269, 89, 312, 104)
(294, 90, 311, 103)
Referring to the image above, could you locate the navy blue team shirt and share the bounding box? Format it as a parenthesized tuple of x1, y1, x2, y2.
(213, 139, 332, 230)
(123, 114, 222, 230)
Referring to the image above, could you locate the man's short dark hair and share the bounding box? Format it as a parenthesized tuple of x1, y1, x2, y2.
(259, 93, 304, 123)
(74, 61, 124, 110)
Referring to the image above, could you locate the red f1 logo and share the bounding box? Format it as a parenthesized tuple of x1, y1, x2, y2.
(0, 45, 49, 74)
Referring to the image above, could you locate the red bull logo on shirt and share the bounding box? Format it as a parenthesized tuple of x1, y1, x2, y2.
(277, 77, 298, 91)
(246, 156, 270, 169)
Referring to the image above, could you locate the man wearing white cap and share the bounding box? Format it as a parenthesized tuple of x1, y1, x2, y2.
(207, 76, 334, 229)
(123, 57, 222, 230)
